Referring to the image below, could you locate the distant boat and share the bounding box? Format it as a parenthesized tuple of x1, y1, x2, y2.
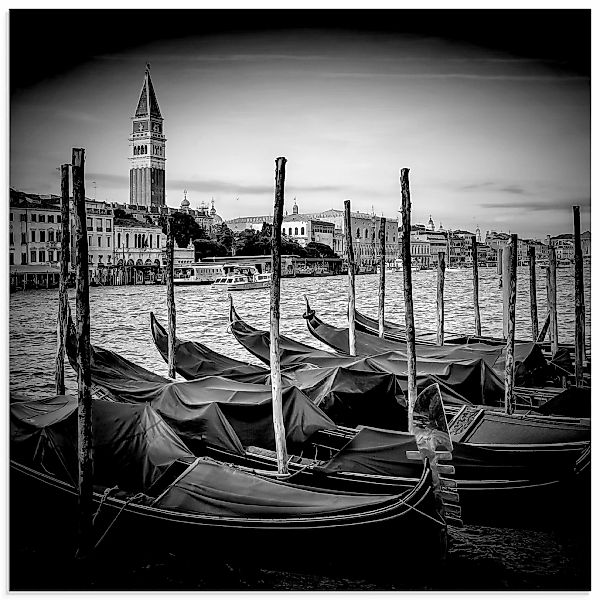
(174, 264, 225, 285)
(212, 269, 271, 291)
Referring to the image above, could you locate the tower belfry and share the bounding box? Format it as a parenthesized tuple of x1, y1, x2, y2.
(129, 64, 166, 208)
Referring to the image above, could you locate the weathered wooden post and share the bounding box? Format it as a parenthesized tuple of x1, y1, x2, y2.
(55, 164, 71, 395)
(471, 236, 481, 337)
(399, 168, 418, 431)
(378, 217, 386, 338)
(344, 199, 357, 356)
(72, 148, 94, 559)
(165, 216, 176, 378)
(436, 251, 445, 346)
(497, 247, 503, 275)
(548, 246, 558, 356)
(502, 242, 511, 338)
(270, 157, 289, 474)
(504, 234, 518, 414)
(573, 205, 585, 385)
(528, 246, 539, 341)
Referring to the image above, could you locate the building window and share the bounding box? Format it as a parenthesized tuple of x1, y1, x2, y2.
(57, 215, 61, 224)
(96, 218, 103, 232)
(356, 228, 360, 238)
(48, 250, 54, 262)
(89, 255, 94, 264)
(31, 231, 36, 242)
(98, 236, 102, 248)
(56, 231, 61, 242)
(39, 215, 46, 223)
(126, 233, 129, 247)
(21, 232, 26, 245)
(301, 227, 305, 235)
(31, 214, 37, 222)
(149, 234, 152, 248)
(48, 230, 54, 242)
(10, 212, 13, 221)
(294, 227, 298, 235)
(21, 252, 27, 265)
(117, 233, 121, 247)
(57, 250, 61, 262)
(20, 214, 26, 222)
(87, 217, 93, 231)
(10, 232, 14, 245)
(106, 219, 112, 232)
(40, 231, 46, 242)
(39, 250, 46, 262)
(30, 250, 37, 263)
(48, 215, 54, 223)
(10, 253, 14, 265)
(107, 237, 111, 248)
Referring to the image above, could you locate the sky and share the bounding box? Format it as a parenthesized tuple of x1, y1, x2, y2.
(10, 9, 591, 239)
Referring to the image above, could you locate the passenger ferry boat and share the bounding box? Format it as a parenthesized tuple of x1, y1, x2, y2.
(174, 264, 225, 285)
(212, 267, 272, 291)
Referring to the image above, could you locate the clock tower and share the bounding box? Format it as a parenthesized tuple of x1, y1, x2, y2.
(129, 64, 166, 207)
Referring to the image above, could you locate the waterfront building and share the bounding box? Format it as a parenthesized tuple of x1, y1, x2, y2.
(114, 216, 164, 267)
(411, 230, 447, 266)
(129, 65, 166, 208)
(581, 231, 591, 258)
(410, 235, 431, 268)
(179, 191, 224, 233)
(281, 215, 335, 248)
(9, 190, 64, 283)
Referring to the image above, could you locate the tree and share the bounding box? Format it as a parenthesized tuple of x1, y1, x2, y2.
(213, 223, 235, 254)
(161, 212, 204, 248)
(194, 239, 228, 260)
(114, 208, 129, 219)
(305, 242, 338, 258)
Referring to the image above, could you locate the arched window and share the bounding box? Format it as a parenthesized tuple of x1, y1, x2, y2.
(149, 234, 153, 248)
(289, 228, 293, 235)
(301, 227, 305, 235)
(294, 227, 298, 235)
(125, 233, 129, 248)
(365, 228, 369, 239)
(117, 233, 121, 247)
(356, 228, 360, 238)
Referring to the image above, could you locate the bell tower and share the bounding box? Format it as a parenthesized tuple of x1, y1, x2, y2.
(129, 64, 166, 207)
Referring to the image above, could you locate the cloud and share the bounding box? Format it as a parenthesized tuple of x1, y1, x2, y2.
(168, 177, 343, 196)
(498, 185, 526, 195)
(481, 196, 590, 212)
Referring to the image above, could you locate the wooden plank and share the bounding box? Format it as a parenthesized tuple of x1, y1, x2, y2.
(573, 205, 585, 385)
(270, 157, 290, 474)
(472, 235, 481, 336)
(399, 168, 417, 429)
(344, 200, 356, 356)
(378, 216, 386, 338)
(437, 251, 445, 346)
(548, 246, 559, 356)
(72, 148, 93, 559)
(165, 216, 176, 378)
(55, 163, 70, 395)
(528, 245, 539, 341)
(504, 234, 518, 415)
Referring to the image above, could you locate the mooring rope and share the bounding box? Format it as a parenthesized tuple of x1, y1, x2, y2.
(93, 492, 147, 550)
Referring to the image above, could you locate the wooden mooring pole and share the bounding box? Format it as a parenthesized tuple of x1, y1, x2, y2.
(271, 157, 289, 474)
(72, 148, 94, 559)
(55, 164, 70, 395)
(344, 199, 357, 356)
(378, 217, 386, 338)
(471, 236, 481, 337)
(547, 246, 559, 356)
(528, 246, 539, 342)
(436, 251, 445, 346)
(573, 205, 585, 385)
(399, 169, 418, 431)
(502, 242, 511, 338)
(504, 234, 518, 414)
(166, 216, 176, 378)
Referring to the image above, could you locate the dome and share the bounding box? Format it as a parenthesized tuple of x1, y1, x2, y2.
(212, 213, 223, 224)
(180, 190, 190, 209)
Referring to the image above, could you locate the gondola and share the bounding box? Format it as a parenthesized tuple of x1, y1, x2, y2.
(150, 312, 473, 430)
(72, 332, 590, 526)
(10, 394, 449, 572)
(228, 299, 506, 407)
(303, 298, 552, 387)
